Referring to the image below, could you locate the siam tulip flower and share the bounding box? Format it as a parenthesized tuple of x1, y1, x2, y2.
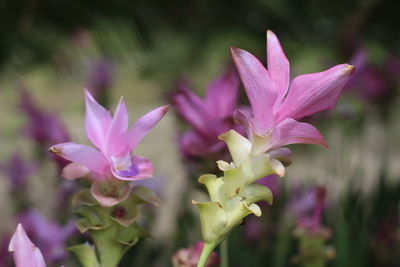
(8, 224, 46, 267)
(50, 89, 169, 206)
(172, 241, 220, 267)
(344, 49, 394, 104)
(0, 153, 36, 191)
(19, 210, 76, 264)
(86, 58, 113, 107)
(171, 69, 241, 157)
(20, 88, 70, 147)
(288, 186, 328, 234)
(230, 30, 354, 155)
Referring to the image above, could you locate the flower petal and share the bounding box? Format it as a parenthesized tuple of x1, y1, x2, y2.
(230, 47, 278, 135)
(49, 142, 108, 174)
(127, 105, 169, 151)
(111, 156, 154, 181)
(276, 64, 354, 121)
(104, 97, 129, 157)
(91, 182, 130, 207)
(8, 224, 46, 267)
(270, 118, 327, 149)
(180, 130, 224, 157)
(172, 87, 208, 134)
(267, 30, 290, 110)
(205, 69, 240, 118)
(61, 162, 90, 180)
(84, 89, 112, 151)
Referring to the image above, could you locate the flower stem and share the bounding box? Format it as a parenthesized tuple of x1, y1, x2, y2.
(197, 242, 217, 267)
(220, 238, 229, 267)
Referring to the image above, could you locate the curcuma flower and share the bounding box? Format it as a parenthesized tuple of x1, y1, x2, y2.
(171, 69, 240, 157)
(8, 224, 46, 267)
(230, 30, 354, 154)
(50, 89, 169, 182)
(172, 241, 220, 267)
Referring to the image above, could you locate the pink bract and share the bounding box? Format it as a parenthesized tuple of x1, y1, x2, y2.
(231, 30, 354, 151)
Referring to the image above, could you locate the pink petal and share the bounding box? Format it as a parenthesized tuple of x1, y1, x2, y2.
(205, 69, 240, 118)
(276, 64, 354, 121)
(111, 156, 154, 181)
(270, 118, 327, 149)
(61, 162, 90, 180)
(91, 182, 130, 207)
(8, 224, 46, 267)
(230, 47, 277, 135)
(180, 130, 225, 157)
(84, 89, 112, 151)
(104, 97, 129, 157)
(267, 30, 290, 111)
(172, 87, 209, 133)
(49, 142, 108, 174)
(127, 105, 169, 151)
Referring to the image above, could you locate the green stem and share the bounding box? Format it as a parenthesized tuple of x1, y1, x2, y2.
(197, 242, 217, 267)
(220, 238, 229, 267)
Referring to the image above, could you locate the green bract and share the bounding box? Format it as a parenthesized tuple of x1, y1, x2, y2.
(194, 130, 285, 245)
(71, 186, 158, 267)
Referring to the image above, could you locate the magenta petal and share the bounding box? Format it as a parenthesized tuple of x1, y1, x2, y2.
(61, 162, 90, 180)
(49, 142, 108, 174)
(127, 105, 169, 151)
(205, 69, 240, 118)
(8, 224, 46, 267)
(270, 118, 328, 149)
(230, 47, 277, 135)
(276, 64, 354, 121)
(104, 97, 129, 157)
(267, 30, 290, 110)
(112, 156, 154, 181)
(84, 89, 112, 151)
(172, 88, 208, 134)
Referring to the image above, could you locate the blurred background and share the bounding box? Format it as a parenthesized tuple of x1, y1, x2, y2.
(0, 0, 399, 266)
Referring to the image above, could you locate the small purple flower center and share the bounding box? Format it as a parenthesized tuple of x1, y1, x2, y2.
(116, 165, 139, 177)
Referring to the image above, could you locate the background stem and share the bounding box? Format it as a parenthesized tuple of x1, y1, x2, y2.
(221, 238, 229, 267)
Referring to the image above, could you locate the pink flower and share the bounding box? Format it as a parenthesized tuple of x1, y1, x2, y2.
(8, 224, 46, 267)
(171, 69, 241, 157)
(172, 241, 220, 267)
(231, 31, 354, 152)
(19, 210, 76, 264)
(50, 89, 169, 181)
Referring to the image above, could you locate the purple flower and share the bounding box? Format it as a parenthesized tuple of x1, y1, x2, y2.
(288, 186, 327, 233)
(171, 69, 241, 157)
(20, 88, 70, 147)
(230, 31, 354, 153)
(19, 210, 76, 264)
(345, 49, 392, 103)
(50, 89, 169, 181)
(0, 153, 36, 191)
(86, 59, 113, 105)
(8, 224, 46, 267)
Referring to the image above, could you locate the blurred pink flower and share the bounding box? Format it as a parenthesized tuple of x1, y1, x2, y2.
(50, 90, 169, 181)
(231, 30, 354, 152)
(171, 69, 241, 157)
(0, 153, 36, 191)
(19, 210, 76, 264)
(8, 224, 46, 267)
(288, 186, 327, 234)
(20, 88, 70, 147)
(172, 241, 220, 267)
(345, 49, 397, 103)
